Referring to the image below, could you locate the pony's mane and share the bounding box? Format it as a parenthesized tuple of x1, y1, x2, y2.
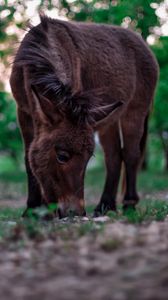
(14, 15, 92, 123)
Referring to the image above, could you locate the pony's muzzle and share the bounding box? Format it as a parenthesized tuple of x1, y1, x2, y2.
(57, 198, 86, 219)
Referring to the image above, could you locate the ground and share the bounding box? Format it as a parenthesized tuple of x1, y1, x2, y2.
(0, 197, 168, 299)
(0, 217, 168, 300)
(0, 155, 168, 300)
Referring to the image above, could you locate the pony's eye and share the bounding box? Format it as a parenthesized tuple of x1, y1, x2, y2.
(56, 151, 70, 164)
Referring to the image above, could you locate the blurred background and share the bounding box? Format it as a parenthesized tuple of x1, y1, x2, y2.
(0, 0, 168, 203)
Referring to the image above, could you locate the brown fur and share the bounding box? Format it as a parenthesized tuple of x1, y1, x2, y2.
(10, 16, 158, 217)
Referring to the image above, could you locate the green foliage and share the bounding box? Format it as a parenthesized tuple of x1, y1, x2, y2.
(0, 91, 22, 160)
(58, 0, 161, 39)
(152, 37, 168, 132)
(0, 1, 27, 83)
(150, 37, 168, 168)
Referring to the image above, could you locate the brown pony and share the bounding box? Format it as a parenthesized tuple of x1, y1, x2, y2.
(10, 15, 158, 218)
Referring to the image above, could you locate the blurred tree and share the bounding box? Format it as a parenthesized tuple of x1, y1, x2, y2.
(0, 1, 27, 163)
(0, 0, 28, 88)
(0, 91, 22, 161)
(151, 37, 168, 170)
(57, 0, 162, 39)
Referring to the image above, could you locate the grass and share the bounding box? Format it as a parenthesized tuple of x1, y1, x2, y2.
(0, 198, 167, 242)
(122, 199, 168, 223)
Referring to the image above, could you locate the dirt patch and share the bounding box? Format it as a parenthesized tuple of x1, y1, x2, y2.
(0, 218, 167, 300)
(0, 194, 168, 299)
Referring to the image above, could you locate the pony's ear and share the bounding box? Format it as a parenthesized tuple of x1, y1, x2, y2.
(70, 88, 124, 125)
(84, 89, 124, 128)
(31, 86, 62, 128)
(90, 101, 123, 123)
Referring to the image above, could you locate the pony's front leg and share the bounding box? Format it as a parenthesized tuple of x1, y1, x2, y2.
(17, 109, 43, 216)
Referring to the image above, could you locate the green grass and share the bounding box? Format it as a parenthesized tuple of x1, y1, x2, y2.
(0, 199, 167, 242)
(0, 207, 23, 221)
(122, 199, 168, 223)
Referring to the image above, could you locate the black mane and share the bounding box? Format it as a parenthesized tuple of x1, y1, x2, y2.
(14, 15, 91, 124)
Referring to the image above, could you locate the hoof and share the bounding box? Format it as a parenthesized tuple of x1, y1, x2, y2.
(93, 209, 102, 218)
(94, 203, 116, 217)
(123, 202, 137, 212)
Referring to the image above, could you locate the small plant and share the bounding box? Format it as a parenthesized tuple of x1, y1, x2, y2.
(78, 221, 104, 236)
(101, 238, 123, 252)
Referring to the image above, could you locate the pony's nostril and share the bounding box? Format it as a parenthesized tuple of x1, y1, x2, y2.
(57, 207, 74, 219)
(57, 200, 86, 219)
(68, 208, 86, 217)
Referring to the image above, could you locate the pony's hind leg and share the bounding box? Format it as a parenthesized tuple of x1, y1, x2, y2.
(94, 124, 122, 216)
(122, 155, 140, 210)
(122, 113, 148, 210)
